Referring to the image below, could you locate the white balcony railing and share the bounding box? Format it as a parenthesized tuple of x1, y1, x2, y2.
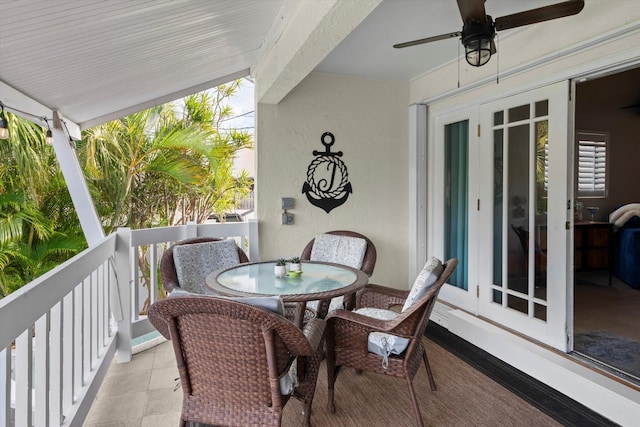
(0, 220, 258, 427)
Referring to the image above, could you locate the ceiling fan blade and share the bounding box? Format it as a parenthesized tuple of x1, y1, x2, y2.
(393, 31, 462, 49)
(494, 0, 585, 31)
(456, 0, 487, 23)
(622, 103, 640, 113)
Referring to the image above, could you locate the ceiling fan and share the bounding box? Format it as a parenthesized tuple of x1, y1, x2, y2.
(394, 0, 585, 67)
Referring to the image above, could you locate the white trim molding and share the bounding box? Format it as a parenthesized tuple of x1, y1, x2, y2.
(408, 104, 428, 284)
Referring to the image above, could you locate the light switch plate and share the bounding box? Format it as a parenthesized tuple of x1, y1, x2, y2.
(282, 213, 294, 225)
(282, 197, 295, 209)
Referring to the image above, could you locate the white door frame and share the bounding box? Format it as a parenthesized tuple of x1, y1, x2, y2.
(424, 81, 570, 350)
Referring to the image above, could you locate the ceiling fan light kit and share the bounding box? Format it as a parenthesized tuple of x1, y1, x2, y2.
(394, 0, 585, 68)
(462, 18, 495, 67)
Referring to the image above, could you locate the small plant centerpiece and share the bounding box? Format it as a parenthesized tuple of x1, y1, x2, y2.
(289, 256, 302, 273)
(275, 258, 287, 277)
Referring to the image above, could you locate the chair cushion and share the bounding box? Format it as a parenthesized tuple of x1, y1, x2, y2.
(310, 233, 367, 270)
(401, 257, 444, 313)
(279, 360, 299, 396)
(173, 239, 240, 294)
(354, 307, 410, 369)
(169, 289, 285, 316)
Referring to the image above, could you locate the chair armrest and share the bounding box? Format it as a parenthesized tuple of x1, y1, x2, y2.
(301, 317, 326, 354)
(357, 284, 409, 310)
(326, 308, 400, 333)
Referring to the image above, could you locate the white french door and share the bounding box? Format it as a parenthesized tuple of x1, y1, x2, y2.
(477, 81, 570, 350)
(430, 108, 480, 314)
(431, 81, 571, 351)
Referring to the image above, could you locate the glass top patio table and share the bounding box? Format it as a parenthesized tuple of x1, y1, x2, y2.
(206, 261, 368, 302)
(207, 261, 368, 327)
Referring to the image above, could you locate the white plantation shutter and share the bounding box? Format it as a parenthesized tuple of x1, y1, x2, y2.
(577, 131, 608, 197)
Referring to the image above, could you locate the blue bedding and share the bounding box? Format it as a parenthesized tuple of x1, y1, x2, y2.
(613, 216, 640, 289)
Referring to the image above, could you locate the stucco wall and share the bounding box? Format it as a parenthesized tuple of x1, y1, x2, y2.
(256, 72, 410, 287)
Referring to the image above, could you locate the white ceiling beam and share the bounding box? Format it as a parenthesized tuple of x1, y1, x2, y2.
(252, 0, 382, 105)
(0, 80, 81, 139)
(78, 69, 250, 130)
(49, 123, 105, 246)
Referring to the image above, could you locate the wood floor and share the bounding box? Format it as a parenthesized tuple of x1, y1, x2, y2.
(574, 270, 640, 342)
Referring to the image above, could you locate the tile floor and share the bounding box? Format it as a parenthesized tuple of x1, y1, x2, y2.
(84, 340, 181, 427)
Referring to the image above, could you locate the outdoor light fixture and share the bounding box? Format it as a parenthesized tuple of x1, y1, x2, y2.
(394, 1, 584, 69)
(44, 118, 53, 145)
(461, 19, 496, 67)
(0, 102, 8, 140)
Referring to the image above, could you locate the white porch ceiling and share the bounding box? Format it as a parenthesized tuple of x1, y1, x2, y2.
(0, 0, 286, 129)
(0, 0, 575, 130)
(315, 0, 566, 81)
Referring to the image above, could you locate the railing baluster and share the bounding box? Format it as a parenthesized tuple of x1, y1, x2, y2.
(49, 302, 62, 427)
(83, 277, 91, 380)
(93, 271, 99, 364)
(34, 313, 50, 426)
(74, 285, 83, 393)
(15, 329, 33, 427)
(62, 292, 73, 417)
(133, 245, 141, 320)
(150, 243, 159, 304)
(115, 228, 133, 363)
(0, 348, 10, 427)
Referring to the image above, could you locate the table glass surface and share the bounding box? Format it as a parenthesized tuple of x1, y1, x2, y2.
(216, 262, 358, 296)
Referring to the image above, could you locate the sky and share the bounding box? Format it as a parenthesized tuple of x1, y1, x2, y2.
(221, 78, 255, 136)
(222, 78, 255, 177)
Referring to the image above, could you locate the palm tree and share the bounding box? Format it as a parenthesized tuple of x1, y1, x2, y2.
(0, 81, 253, 298)
(79, 82, 254, 311)
(0, 112, 86, 296)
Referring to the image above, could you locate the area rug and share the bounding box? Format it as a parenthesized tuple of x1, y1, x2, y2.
(574, 331, 640, 380)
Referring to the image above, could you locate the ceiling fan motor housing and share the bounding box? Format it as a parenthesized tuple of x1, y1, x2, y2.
(461, 16, 495, 67)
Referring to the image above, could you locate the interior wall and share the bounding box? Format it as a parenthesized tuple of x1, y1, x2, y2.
(575, 67, 640, 221)
(256, 72, 410, 287)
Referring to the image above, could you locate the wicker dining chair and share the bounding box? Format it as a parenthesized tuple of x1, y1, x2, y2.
(148, 295, 326, 427)
(324, 258, 458, 427)
(160, 237, 249, 294)
(300, 230, 377, 315)
(300, 230, 377, 277)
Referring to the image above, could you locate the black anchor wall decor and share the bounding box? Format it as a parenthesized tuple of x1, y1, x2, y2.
(302, 132, 352, 213)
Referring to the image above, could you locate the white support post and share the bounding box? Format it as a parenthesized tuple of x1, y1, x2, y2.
(408, 104, 428, 284)
(248, 219, 259, 261)
(186, 221, 198, 238)
(114, 228, 132, 362)
(51, 112, 105, 246)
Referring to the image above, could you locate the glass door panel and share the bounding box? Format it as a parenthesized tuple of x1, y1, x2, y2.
(478, 81, 570, 351)
(431, 108, 479, 314)
(444, 121, 469, 290)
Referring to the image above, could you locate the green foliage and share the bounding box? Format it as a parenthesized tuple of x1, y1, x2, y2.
(536, 121, 549, 215)
(80, 82, 253, 232)
(0, 112, 86, 297)
(0, 79, 254, 297)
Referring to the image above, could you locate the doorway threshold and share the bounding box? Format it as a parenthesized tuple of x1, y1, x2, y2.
(571, 350, 640, 387)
